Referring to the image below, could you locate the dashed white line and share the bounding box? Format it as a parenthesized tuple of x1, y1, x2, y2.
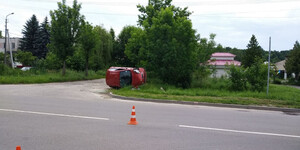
(0, 108, 109, 121)
(179, 125, 300, 139)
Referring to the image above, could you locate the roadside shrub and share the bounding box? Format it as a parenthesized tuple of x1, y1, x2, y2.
(15, 51, 36, 66)
(273, 78, 282, 84)
(44, 52, 62, 70)
(246, 59, 268, 92)
(192, 66, 212, 88)
(66, 48, 85, 71)
(227, 65, 247, 91)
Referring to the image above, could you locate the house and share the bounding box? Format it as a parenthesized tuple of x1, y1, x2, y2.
(0, 37, 21, 53)
(275, 60, 289, 80)
(207, 52, 241, 78)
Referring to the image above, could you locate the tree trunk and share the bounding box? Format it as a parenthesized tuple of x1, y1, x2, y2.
(85, 58, 89, 77)
(62, 60, 66, 76)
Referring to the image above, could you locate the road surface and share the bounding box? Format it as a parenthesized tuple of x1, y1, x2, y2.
(0, 79, 299, 150)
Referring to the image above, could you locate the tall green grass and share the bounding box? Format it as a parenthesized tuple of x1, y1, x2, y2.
(0, 65, 105, 84)
(113, 79, 300, 108)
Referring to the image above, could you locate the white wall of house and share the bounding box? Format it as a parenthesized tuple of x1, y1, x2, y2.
(210, 67, 229, 78)
(0, 38, 21, 53)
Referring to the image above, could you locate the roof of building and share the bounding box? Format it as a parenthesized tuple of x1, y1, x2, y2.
(208, 60, 241, 66)
(211, 52, 236, 57)
(275, 60, 286, 71)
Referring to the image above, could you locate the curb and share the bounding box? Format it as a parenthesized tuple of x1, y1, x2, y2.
(109, 92, 300, 113)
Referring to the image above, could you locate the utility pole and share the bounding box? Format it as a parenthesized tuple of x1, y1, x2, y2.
(4, 12, 14, 65)
(267, 37, 271, 96)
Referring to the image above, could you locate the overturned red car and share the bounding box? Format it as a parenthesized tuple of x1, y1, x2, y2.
(106, 67, 147, 88)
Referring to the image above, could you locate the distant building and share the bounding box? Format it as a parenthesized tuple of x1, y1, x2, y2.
(207, 52, 241, 78)
(0, 37, 21, 53)
(275, 60, 287, 80)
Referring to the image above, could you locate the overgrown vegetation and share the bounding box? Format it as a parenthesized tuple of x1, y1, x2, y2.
(0, 64, 105, 84)
(112, 78, 300, 109)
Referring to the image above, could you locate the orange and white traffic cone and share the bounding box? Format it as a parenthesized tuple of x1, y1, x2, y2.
(128, 106, 138, 125)
(16, 146, 21, 150)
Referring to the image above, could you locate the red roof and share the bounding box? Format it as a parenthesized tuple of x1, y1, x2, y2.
(211, 52, 236, 57)
(208, 60, 241, 66)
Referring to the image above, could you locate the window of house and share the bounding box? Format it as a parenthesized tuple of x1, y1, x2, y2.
(12, 43, 15, 49)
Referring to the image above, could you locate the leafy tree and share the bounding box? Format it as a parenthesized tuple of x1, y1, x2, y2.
(66, 47, 85, 71)
(246, 58, 268, 92)
(15, 51, 36, 66)
(197, 33, 218, 64)
(227, 65, 247, 91)
(130, 0, 198, 88)
(242, 35, 264, 68)
(44, 52, 62, 70)
(20, 15, 39, 56)
(79, 22, 97, 76)
(93, 25, 113, 68)
(49, 0, 84, 75)
(125, 27, 146, 67)
(109, 28, 115, 41)
(285, 41, 300, 81)
(35, 17, 50, 59)
(0, 30, 3, 38)
(112, 26, 142, 66)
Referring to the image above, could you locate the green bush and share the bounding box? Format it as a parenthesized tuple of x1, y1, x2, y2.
(15, 51, 37, 66)
(44, 52, 62, 70)
(246, 59, 268, 92)
(227, 65, 247, 91)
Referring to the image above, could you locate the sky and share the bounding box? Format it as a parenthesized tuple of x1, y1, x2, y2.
(0, 0, 300, 51)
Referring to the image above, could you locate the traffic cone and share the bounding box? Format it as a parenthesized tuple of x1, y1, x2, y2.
(16, 146, 21, 150)
(128, 106, 138, 125)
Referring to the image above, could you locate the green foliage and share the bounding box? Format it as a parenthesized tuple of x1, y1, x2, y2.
(79, 22, 97, 76)
(35, 17, 50, 59)
(44, 51, 62, 70)
(49, 0, 85, 75)
(20, 14, 39, 56)
(66, 47, 85, 71)
(124, 27, 145, 67)
(0, 69, 105, 84)
(93, 25, 113, 68)
(15, 50, 36, 66)
(285, 41, 300, 82)
(246, 59, 268, 92)
(131, 1, 197, 88)
(197, 34, 217, 63)
(0, 30, 2, 38)
(113, 83, 300, 108)
(114, 26, 141, 66)
(227, 65, 247, 91)
(242, 35, 264, 68)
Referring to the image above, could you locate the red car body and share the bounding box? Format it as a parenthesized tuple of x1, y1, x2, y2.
(106, 67, 147, 88)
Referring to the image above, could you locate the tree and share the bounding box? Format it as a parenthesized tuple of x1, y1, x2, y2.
(0, 30, 3, 38)
(285, 41, 300, 81)
(49, 0, 84, 76)
(79, 22, 97, 76)
(124, 27, 146, 67)
(35, 17, 50, 59)
(93, 25, 113, 68)
(129, 0, 198, 88)
(20, 15, 39, 56)
(113, 26, 141, 66)
(15, 51, 36, 66)
(242, 35, 264, 68)
(246, 58, 268, 92)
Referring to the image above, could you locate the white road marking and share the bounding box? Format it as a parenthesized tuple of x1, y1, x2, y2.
(179, 125, 300, 139)
(0, 108, 109, 121)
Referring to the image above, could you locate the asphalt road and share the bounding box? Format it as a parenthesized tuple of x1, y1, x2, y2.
(0, 79, 300, 150)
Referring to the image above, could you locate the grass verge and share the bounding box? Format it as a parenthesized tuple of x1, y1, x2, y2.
(0, 69, 106, 84)
(112, 83, 300, 109)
